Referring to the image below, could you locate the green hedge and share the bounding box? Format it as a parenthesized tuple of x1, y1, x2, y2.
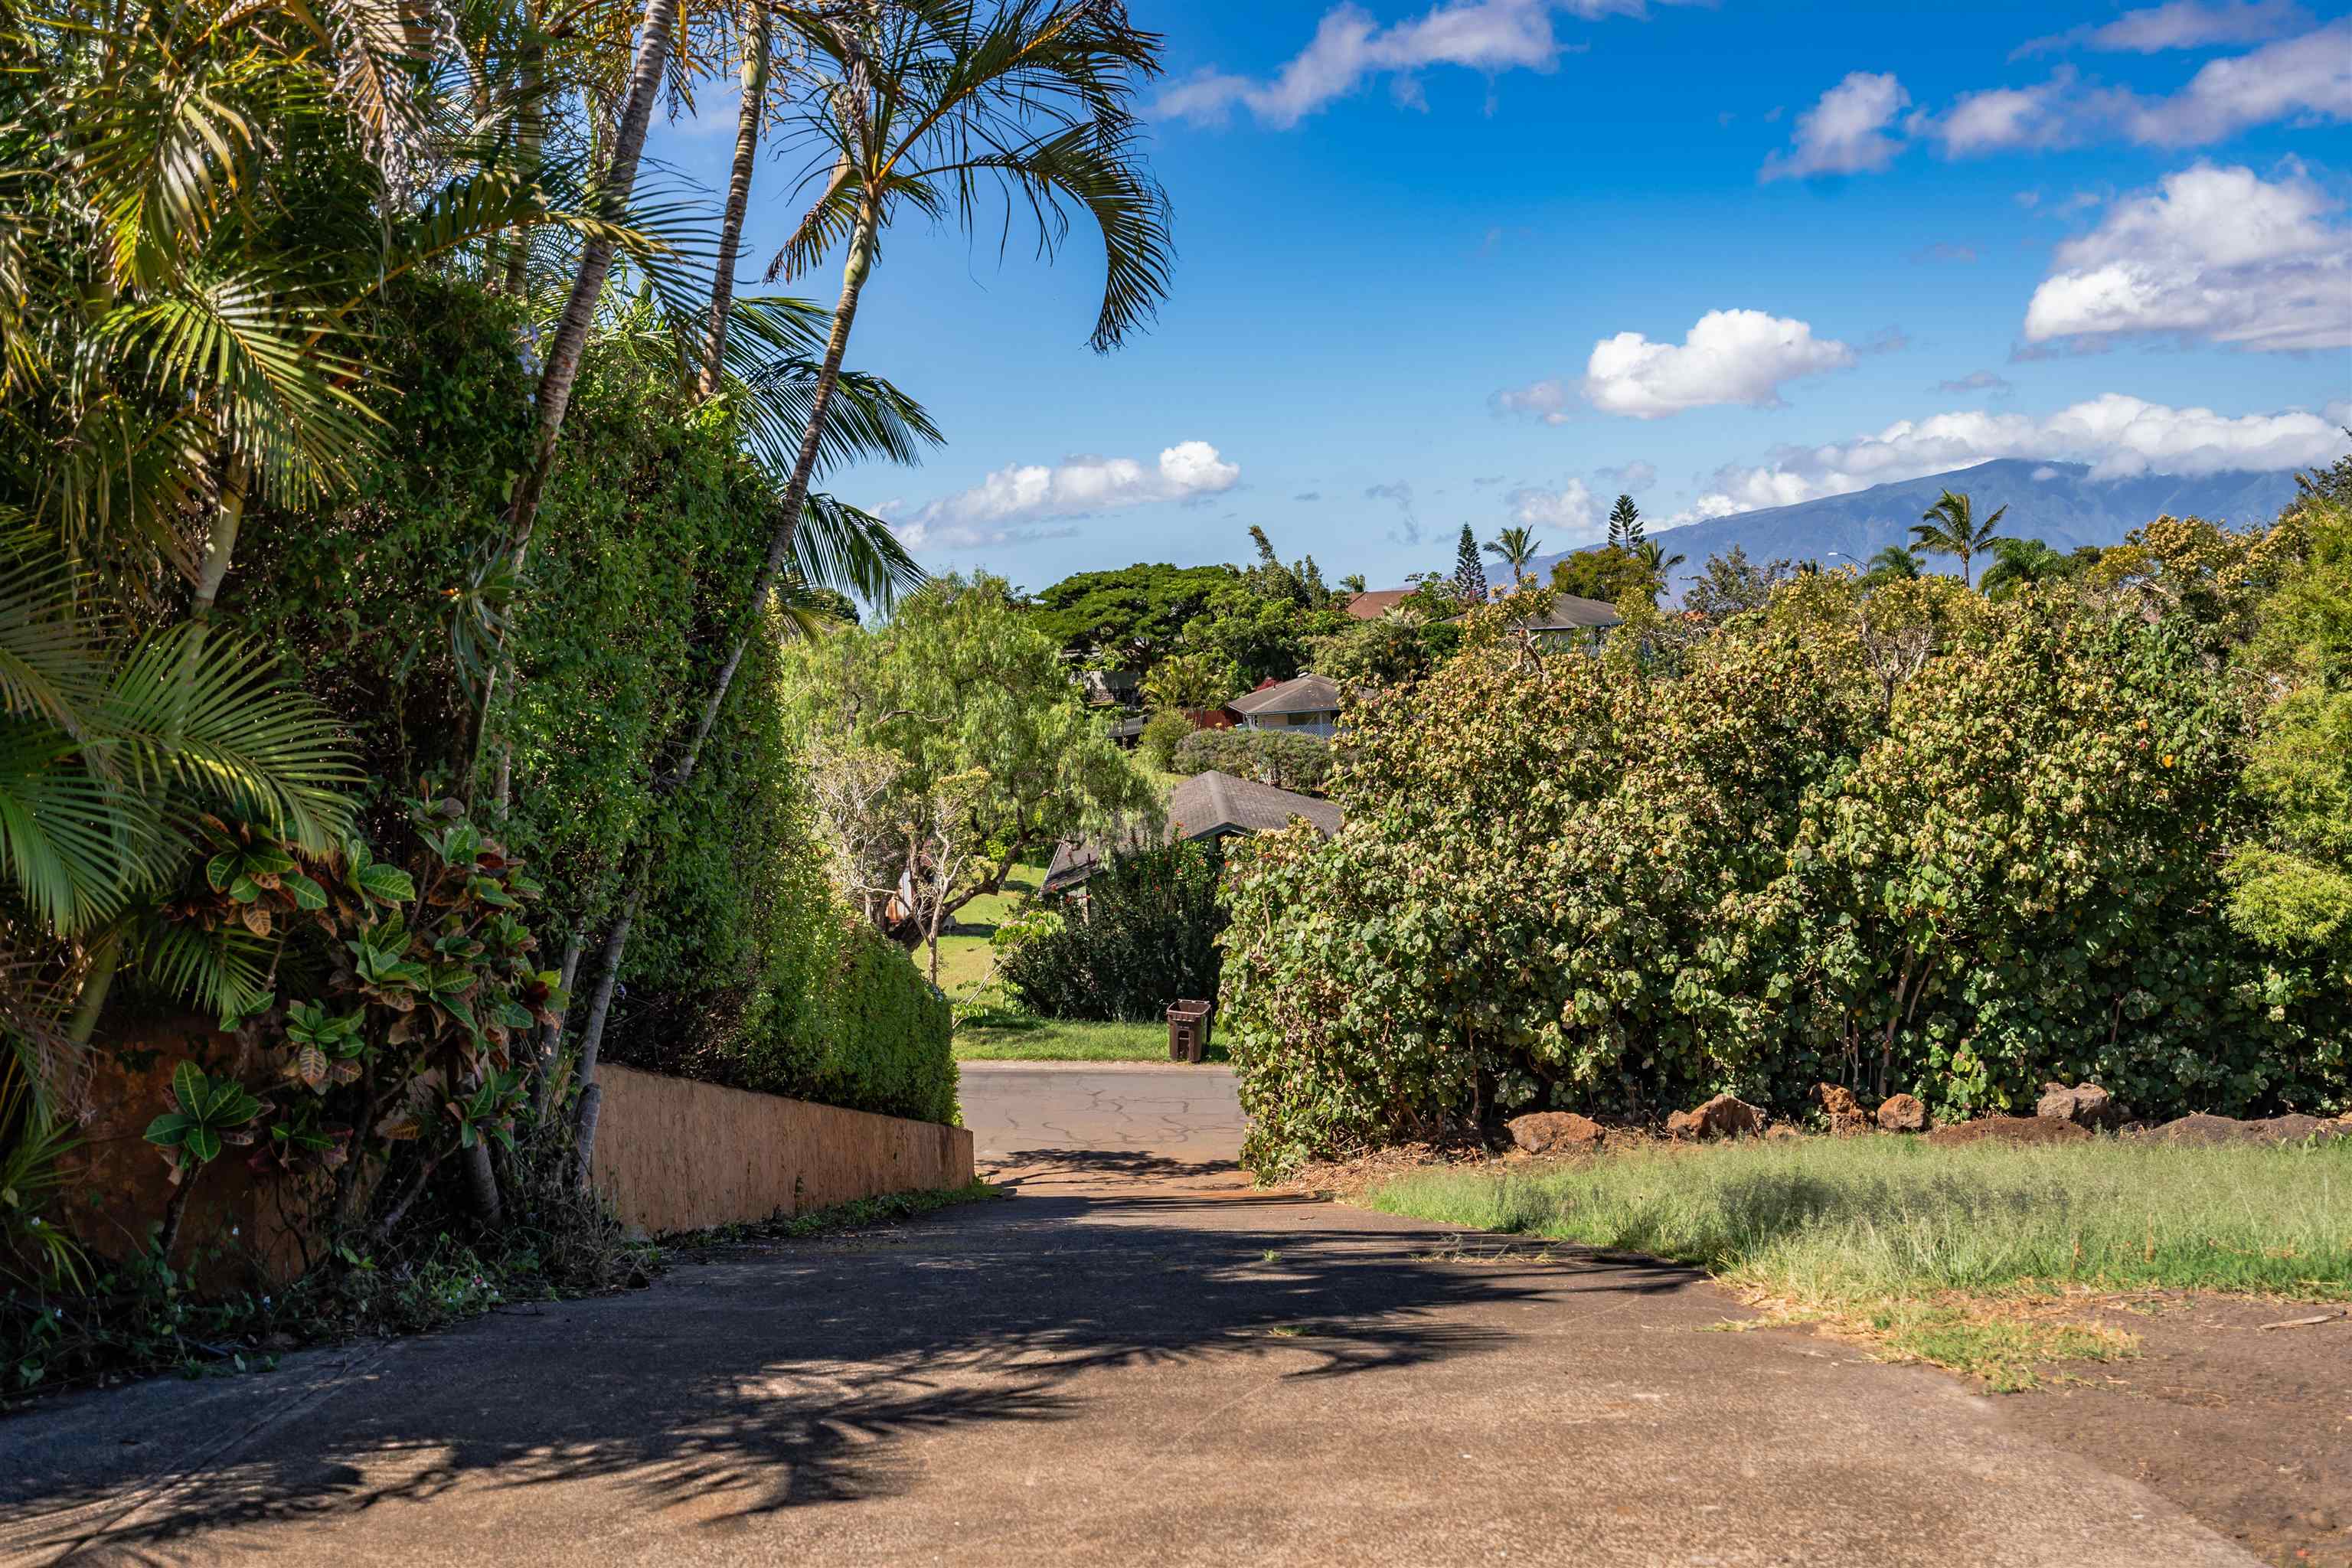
(1220, 584, 2351, 1175)
(998, 841, 1226, 1022)
(227, 273, 956, 1127)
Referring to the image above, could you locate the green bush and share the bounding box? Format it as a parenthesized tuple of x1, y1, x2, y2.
(1220, 585, 2351, 1175)
(1139, 707, 1193, 772)
(1171, 726, 1333, 794)
(998, 841, 1227, 1022)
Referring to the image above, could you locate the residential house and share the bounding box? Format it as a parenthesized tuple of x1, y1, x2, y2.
(1226, 673, 1344, 739)
(1041, 770, 1341, 897)
(1514, 593, 1622, 653)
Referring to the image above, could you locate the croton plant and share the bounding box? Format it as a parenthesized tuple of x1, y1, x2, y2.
(143, 800, 567, 1231)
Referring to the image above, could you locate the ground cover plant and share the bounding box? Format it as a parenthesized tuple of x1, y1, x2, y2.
(1365, 1135, 2351, 1390)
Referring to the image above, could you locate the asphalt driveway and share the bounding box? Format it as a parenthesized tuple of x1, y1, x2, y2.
(0, 1063, 2256, 1566)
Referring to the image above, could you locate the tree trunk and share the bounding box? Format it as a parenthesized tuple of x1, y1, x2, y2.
(567, 876, 642, 1187)
(470, 0, 678, 795)
(462, 1137, 502, 1226)
(668, 201, 879, 792)
(530, 926, 586, 1122)
(155, 1168, 199, 1267)
(501, 0, 678, 569)
(701, 6, 771, 400)
(503, 21, 545, 300)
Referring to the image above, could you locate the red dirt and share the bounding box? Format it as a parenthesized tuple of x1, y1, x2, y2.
(1999, 1297, 2352, 1567)
(1926, 1115, 2092, 1147)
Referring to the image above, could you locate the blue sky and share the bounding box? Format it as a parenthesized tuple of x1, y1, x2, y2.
(645, 0, 2352, 593)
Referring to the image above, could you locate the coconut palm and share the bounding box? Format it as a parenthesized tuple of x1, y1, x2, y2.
(1864, 544, 1924, 581)
(1483, 526, 1544, 585)
(685, 0, 1171, 778)
(1978, 537, 2074, 602)
(1911, 489, 2008, 589)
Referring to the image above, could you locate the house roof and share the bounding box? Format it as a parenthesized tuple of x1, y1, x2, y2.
(1227, 672, 1343, 717)
(1343, 589, 1413, 620)
(1515, 594, 1622, 632)
(1040, 770, 1342, 894)
(1169, 770, 1343, 838)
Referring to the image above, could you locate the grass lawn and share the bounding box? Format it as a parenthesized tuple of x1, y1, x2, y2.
(1367, 1135, 2350, 1390)
(952, 1016, 1229, 1063)
(929, 858, 1046, 1001)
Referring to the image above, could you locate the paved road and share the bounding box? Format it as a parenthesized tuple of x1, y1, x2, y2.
(957, 1061, 1246, 1184)
(0, 1067, 2256, 1567)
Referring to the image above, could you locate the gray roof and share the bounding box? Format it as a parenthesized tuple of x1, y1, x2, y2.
(1515, 594, 1622, 632)
(1227, 673, 1343, 717)
(1168, 770, 1342, 838)
(1040, 770, 1342, 895)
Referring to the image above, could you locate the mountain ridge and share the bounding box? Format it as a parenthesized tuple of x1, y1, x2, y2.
(1523, 459, 2305, 593)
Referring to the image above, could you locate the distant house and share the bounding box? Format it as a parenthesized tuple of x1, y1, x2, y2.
(1078, 668, 1139, 708)
(1514, 594, 1621, 653)
(1227, 673, 1344, 739)
(1041, 769, 1341, 896)
(1342, 588, 1413, 620)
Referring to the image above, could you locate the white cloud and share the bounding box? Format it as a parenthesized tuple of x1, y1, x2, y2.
(1505, 478, 1599, 540)
(2016, 0, 2308, 58)
(1760, 72, 1910, 179)
(890, 441, 1240, 550)
(1595, 459, 1658, 491)
(2023, 163, 2351, 351)
(1911, 21, 2349, 158)
(2128, 19, 2352, 145)
(1583, 310, 1856, 419)
(1490, 377, 1573, 424)
(1680, 394, 2352, 518)
(1158, 0, 1659, 129)
(1926, 75, 2082, 155)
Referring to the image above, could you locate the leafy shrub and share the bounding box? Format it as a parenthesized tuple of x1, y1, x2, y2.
(665, 911, 955, 1125)
(1171, 727, 1333, 794)
(1221, 590, 2351, 1175)
(1139, 708, 1193, 771)
(998, 841, 1227, 1022)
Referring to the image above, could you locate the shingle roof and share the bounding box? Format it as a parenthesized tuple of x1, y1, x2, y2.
(1226, 673, 1343, 717)
(1515, 593, 1622, 631)
(1343, 589, 1413, 620)
(1168, 770, 1343, 838)
(1040, 771, 1342, 894)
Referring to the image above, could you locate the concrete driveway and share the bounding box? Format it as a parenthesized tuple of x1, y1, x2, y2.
(0, 1064, 2257, 1567)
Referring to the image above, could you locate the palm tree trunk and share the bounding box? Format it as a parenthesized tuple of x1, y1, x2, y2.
(564, 205, 883, 1185)
(668, 201, 879, 792)
(501, 0, 678, 575)
(567, 874, 642, 1188)
(469, 0, 675, 792)
(502, 17, 545, 300)
(701, 7, 771, 400)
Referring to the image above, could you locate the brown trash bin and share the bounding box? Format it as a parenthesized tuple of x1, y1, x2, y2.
(1166, 998, 1213, 1063)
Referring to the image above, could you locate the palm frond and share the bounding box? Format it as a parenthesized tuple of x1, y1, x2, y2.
(796, 491, 923, 608)
(98, 626, 361, 852)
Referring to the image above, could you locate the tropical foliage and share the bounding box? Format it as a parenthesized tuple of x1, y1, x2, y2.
(1222, 511, 2352, 1174)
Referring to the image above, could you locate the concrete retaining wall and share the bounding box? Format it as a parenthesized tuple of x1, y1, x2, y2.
(586, 1065, 973, 1236)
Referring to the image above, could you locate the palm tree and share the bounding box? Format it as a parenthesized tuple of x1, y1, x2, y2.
(1978, 537, 2073, 601)
(688, 0, 1171, 778)
(1483, 526, 1544, 585)
(570, 2, 1176, 1181)
(1864, 544, 1924, 580)
(1634, 537, 1686, 602)
(1911, 489, 2008, 589)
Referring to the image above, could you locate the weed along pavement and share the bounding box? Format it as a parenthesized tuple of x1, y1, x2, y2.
(0, 1067, 2266, 1566)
